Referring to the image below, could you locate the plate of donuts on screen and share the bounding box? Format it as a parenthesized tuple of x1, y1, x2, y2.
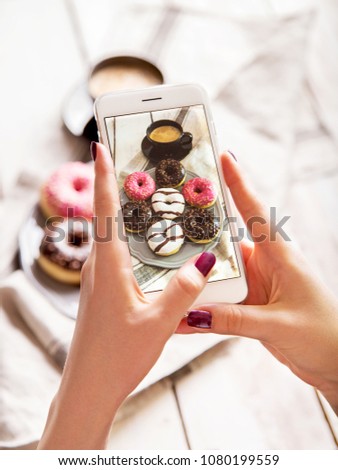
(121, 157, 225, 269)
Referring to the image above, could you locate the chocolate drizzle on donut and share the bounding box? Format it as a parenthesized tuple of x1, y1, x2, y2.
(147, 222, 181, 241)
(155, 159, 185, 187)
(152, 191, 185, 208)
(40, 220, 92, 271)
(153, 235, 183, 254)
(153, 209, 183, 217)
(147, 220, 184, 255)
(152, 200, 184, 205)
(183, 208, 220, 242)
(151, 188, 185, 220)
(153, 189, 182, 196)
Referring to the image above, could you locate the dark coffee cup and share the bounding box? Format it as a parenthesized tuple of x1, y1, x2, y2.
(142, 119, 193, 162)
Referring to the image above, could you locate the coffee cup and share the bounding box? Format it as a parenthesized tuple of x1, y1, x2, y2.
(142, 119, 193, 162)
(62, 55, 164, 142)
(88, 56, 164, 100)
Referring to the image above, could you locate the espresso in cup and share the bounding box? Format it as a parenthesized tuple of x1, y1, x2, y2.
(142, 119, 193, 163)
(149, 125, 181, 143)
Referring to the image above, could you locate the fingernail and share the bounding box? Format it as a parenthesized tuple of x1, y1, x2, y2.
(187, 310, 212, 329)
(195, 252, 216, 277)
(228, 150, 237, 162)
(90, 141, 97, 161)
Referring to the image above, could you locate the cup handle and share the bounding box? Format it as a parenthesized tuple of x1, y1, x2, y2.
(180, 132, 193, 148)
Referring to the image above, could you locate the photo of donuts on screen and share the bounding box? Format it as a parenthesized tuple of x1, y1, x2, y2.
(105, 104, 240, 293)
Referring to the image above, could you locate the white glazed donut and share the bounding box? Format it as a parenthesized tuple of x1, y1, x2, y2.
(151, 188, 185, 220)
(147, 219, 184, 256)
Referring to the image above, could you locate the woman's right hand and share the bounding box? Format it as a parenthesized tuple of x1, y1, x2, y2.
(177, 151, 338, 414)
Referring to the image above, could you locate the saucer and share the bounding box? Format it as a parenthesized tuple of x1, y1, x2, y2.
(141, 136, 192, 163)
(62, 80, 99, 141)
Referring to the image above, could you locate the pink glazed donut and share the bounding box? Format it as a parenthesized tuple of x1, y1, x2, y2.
(124, 171, 156, 201)
(182, 177, 217, 208)
(40, 162, 94, 219)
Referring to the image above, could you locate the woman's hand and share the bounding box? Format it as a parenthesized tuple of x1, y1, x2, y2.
(178, 151, 338, 414)
(38, 143, 216, 449)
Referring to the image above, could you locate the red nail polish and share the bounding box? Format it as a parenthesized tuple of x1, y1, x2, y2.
(187, 310, 212, 329)
(195, 252, 216, 277)
(90, 141, 97, 161)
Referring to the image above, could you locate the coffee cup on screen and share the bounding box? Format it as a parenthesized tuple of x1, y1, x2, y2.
(147, 119, 193, 152)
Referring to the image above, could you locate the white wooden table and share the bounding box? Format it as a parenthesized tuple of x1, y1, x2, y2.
(1, 0, 337, 449)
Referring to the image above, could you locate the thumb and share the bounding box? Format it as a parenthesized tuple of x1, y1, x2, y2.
(176, 302, 276, 342)
(156, 252, 216, 325)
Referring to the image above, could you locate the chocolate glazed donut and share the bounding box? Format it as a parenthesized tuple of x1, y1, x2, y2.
(122, 201, 153, 233)
(155, 159, 186, 188)
(183, 208, 220, 244)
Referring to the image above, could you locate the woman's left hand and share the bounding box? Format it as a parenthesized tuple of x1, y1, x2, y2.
(38, 142, 215, 449)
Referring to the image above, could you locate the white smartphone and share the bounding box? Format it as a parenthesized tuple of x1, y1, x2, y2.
(94, 83, 247, 304)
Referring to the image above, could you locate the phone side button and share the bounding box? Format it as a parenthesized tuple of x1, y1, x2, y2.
(212, 121, 217, 136)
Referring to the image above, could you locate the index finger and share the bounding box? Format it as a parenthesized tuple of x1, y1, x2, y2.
(92, 142, 129, 257)
(221, 151, 271, 244)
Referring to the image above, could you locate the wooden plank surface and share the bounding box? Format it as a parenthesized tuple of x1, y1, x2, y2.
(174, 339, 336, 449)
(108, 380, 188, 449)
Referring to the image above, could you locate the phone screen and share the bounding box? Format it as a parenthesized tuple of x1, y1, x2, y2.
(104, 104, 240, 293)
